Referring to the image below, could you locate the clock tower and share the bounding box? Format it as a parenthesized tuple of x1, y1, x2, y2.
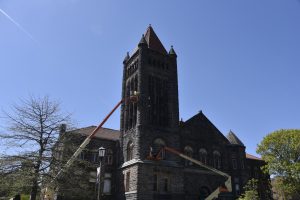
(119, 25, 183, 199)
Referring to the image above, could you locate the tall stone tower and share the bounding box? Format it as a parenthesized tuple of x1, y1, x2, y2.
(119, 25, 184, 199)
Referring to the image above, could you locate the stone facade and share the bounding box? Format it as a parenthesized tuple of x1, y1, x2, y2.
(56, 26, 271, 200)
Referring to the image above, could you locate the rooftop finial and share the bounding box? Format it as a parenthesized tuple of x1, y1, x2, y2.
(169, 45, 177, 57)
(138, 34, 147, 47)
(123, 51, 130, 64)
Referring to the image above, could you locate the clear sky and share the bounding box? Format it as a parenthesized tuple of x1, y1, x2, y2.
(0, 0, 299, 156)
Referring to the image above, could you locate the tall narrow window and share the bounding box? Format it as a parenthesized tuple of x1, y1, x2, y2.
(132, 75, 138, 127)
(184, 146, 193, 166)
(127, 141, 133, 161)
(103, 173, 112, 194)
(232, 159, 237, 169)
(199, 148, 207, 165)
(125, 76, 138, 130)
(125, 171, 130, 192)
(105, 149, 113, 165)
(92, 151, 98, 163)
(125, 84, 130, 131)
(241, 160, 245, 169)
(79, 151, 85, 160)
(213, 151, 221, 169)
(232, 153, 237, 169)
(148, 75, 169, 127)
(129, 79, 134, 128)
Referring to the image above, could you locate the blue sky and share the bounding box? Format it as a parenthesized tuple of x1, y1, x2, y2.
(0, 0, 299, 156)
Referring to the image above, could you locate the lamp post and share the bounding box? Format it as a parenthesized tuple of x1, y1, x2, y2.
(97, 147, 106, 200)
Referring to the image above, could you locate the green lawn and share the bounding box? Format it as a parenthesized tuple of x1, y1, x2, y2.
(21, 194, 30, 200)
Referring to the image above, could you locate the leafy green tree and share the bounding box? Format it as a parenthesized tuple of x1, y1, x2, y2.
(238, 179, 259, 200)
(0, 158, 33, 197)
(257, 129, 300, 198)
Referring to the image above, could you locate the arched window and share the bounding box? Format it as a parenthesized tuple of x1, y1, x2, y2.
(213, 150, 221, 169)
(199, 148, 207, 165)
(232, 153, 237, 169)
(184, 146, 193, 166)
(152, 138, 166, 159)
(127, 141, 133, 161)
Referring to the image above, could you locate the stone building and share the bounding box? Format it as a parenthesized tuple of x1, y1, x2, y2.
(56, 26, 271, 200)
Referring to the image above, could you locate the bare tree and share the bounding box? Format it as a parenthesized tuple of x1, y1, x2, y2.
(0, 96, 71, 200)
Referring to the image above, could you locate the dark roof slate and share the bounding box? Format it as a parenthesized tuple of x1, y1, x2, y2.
(181, 111, 231, 144)
(72, 126, 120, 141)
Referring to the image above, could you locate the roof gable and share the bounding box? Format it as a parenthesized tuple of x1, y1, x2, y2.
(181, 111, 230, 145)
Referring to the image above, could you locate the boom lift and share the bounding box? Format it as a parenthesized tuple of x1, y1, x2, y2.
(43, 93, 231, 200)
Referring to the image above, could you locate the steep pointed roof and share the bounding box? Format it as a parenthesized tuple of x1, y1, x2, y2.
(138, 34, 147, 46)
(144, 25, 167, 54)
(123, 52, 130, 63)
(169, 45, 177, 56)
(227, 130, 245, 146)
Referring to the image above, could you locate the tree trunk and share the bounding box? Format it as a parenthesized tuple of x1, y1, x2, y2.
(30, 155, 42, 200)
(30, 181, 38, 200)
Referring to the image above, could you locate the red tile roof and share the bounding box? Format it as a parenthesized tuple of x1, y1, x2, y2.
(72, 126, 120, 141)
(246, 153, 263, 161)
(144, 25, 167, 54)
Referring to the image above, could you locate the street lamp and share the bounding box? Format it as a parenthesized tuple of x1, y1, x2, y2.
(98, 147, 106, 159)
(97, 146, 106, 200)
